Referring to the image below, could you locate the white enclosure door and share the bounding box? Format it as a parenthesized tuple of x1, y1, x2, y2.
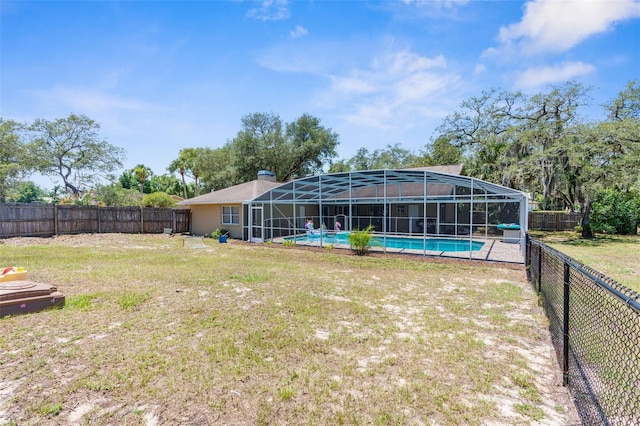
(251, 206, 263, 242)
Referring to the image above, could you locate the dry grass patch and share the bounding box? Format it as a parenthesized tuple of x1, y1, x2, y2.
(0, 234, 578, 425)
(529, 231, 640, 291)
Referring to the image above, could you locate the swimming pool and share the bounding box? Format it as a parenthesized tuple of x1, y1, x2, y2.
(285, 232, 484, 252)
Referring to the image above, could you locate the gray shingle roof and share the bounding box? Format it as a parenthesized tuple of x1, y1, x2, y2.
(177, 179, 282, 205)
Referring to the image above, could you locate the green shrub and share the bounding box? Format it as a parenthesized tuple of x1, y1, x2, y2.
(142, 192, 176, 208)
(349, 225, 375, 256)
(590, 188, 640, 235)
(211, 228, 230, 239)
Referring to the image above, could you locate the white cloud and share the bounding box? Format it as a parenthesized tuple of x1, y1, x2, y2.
(28, 86, 152, 114)
(473, 63, 486, 75)
(389, 52, 446, 74)
(497, 0, 640, 55)
(290, 25, 308, 39)
(331, 75, 377, 95)
(247, 0, 290, 21)
(400, 0, 469, 9)
(394, 71, 456, 104)
(514, 61, 596, 88)
(320, 49, 460, 129)
(343, 102, 394, 129)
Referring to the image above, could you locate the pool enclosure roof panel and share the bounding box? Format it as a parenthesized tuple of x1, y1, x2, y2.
(251, 169, 525, 203)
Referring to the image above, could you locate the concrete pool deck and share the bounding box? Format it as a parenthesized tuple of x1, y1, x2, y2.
(273, 235, 525, 264)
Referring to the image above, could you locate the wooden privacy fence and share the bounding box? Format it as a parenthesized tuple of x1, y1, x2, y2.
(528, 211, 581, 231)
(0, 204, 190, 238)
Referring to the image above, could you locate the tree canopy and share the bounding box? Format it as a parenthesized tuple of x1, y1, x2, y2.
(436, 79, 640, 236)
(328, 144, 419, 173)
(0, 119, 28, 202)
(176, 112, 339, 192)
(27, 114, 125, 197)
(231, 112, 339, 183)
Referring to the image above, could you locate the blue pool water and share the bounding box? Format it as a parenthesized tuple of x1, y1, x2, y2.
(285, 232, 484, 252)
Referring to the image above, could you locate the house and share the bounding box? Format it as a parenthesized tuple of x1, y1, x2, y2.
(178, 165, 528, 246)
(177, 171, 281, 239)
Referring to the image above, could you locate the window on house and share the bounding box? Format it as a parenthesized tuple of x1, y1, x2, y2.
(397, 205, 405, 214)
(222, 206, 239, 225)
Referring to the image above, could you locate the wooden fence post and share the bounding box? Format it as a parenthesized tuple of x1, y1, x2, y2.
(54, 204, 58, 236)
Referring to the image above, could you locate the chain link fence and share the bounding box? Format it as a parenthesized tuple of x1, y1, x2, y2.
(526, 236, 640, 425)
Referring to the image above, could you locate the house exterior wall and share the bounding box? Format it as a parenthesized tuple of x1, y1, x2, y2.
(190, 203, 244, 239)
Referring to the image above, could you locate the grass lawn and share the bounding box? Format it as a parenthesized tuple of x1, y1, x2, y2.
(529, 231, 640, 292)
(0, 234, 578, 425)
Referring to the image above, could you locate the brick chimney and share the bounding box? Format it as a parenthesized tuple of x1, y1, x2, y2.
(257, 170, 276, 182)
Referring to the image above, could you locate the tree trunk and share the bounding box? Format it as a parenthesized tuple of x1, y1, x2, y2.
(180, 170, 187, 199)
(581, 197, 593, 238)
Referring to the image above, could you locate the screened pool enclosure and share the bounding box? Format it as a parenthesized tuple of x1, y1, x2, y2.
(242, 169, 528, 261)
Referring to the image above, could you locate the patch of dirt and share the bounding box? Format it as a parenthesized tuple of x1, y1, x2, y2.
(0, 233, 170, 247)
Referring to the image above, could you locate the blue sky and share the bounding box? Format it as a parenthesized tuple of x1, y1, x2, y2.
(2, 0, 639, 189)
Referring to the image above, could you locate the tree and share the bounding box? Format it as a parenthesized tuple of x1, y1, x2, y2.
(573, 81, 640, 237)
(132, 164, 153, 194)
(196, 146, 239, 192)
(436, 81, 593, 208)
(148, 174, 184, 197)
(6, 181, 47, 203)
(93, 182, 142, 206)
(118, 170, 136, 190)
(436, 88, 522, 188)
(327, 159, 351, 173)
(343, 147, 376, 171)
(143, 192, 176, 208)
(420, 136, 462, 166)
(27, 114, 125, 197)
(0, 119, 27, 202)
(515, 81, 591, 211)
(589, 188, 639, 235)
(282, 114, 340, 180)
(435, 80, 640, 238)
(168, 148, 204, 197)
(373, 144, 419, 169)
(328, 144, 418, 172)
(232, 112, 287, 182)
(231, 112, 339, 182)
(168, 150, 190, 199)
(188, 148, 207, 196)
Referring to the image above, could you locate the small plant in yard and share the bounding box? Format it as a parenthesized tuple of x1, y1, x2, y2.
(278, 386, 294, 401)
(211, 228, 230, 239)
(349, 225, 375, 255)
(66, 293, 100, 310)
(514, 403, 545, 421)
(117, 291, 151, 310)
(34, 402, 63, 417)
(283, 240, 296, 247)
